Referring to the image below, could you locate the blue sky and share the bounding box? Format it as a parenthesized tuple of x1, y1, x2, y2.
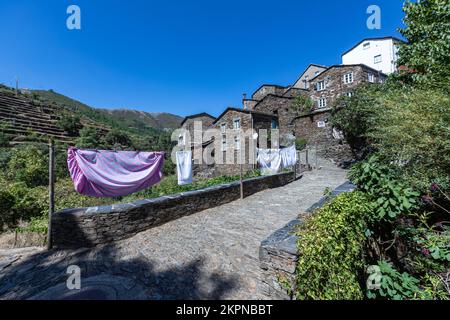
(0, 0, 405, 117)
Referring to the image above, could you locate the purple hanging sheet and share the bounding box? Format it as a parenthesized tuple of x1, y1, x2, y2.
(68, 147, 165, 198)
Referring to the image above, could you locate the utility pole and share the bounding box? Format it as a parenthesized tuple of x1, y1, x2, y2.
(15, 76, 19, 95)
(47, 139, 55, 250)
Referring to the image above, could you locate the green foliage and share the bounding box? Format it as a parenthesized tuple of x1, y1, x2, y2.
(7, 145, 48, 187)
(76, 127, 103, 149)
(367, 260, 420, 300)
(0, 131, 10, 147)
(349, 156, 420, 221)
(0, 187, 16, 231)
(333, 85, 450, 193)
(292, 95, 314, 115)
(16, 216, 48, 234)
(414, 226, 450, 262)
(295, 138, 307, 151)
(368, 88, 450, 192)
(103, 129, 133, 149)
(414, 273, 450, 300)
(57, 114, 82, 136)
(397, 0, 450, 88)
(295, 191, 371, 300)
(162, 158, 176, 176)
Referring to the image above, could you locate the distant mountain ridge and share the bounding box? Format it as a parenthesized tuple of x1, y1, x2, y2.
(32, 90, 183, 132)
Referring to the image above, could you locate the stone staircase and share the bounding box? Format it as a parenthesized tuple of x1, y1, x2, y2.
(0, 92, 74, 144)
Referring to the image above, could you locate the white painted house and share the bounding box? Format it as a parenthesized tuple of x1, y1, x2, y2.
(341, 37, 406, 75)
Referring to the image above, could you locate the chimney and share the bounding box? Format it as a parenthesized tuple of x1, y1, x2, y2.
(242, 93, 247, 110)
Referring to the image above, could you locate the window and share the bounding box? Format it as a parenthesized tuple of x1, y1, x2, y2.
(343, 72, 353, 84)
(233, 118, 241, 130)
(318, 98, 327, 108)
(221, 134, 227, 151)
(220, 123, 226, 133)
(346, 92, 354, 98)
(271, 119, 279, 129)
(374, 54, 382, 64)
(314, 71, 320, 76)
(316, 81, 325, 91)
(178, 134, 184, 145)
(368, 73, 375, 83)
(234, 136, 241, 150)
(363, 42, 370, 50)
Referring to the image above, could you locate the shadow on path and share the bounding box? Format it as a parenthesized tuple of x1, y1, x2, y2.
(0, 244, 238, 300)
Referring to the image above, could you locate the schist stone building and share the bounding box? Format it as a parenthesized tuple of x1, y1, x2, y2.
(178, 37, 404, 176)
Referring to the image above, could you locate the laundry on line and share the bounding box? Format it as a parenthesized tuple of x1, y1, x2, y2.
(67, 147, 165, 198)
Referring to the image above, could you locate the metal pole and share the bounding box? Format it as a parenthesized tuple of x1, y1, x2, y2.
(47, 139, 55, 250)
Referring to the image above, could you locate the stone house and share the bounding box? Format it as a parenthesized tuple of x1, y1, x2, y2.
(292, 63, 328, 90)
(210, 107, 278, 176)
(179, 112, 216, 148)
(178, 37, 396, 173)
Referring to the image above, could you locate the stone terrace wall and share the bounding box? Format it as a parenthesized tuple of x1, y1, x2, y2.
(52, 172, 295, 249)
(258, 181, 355, 299)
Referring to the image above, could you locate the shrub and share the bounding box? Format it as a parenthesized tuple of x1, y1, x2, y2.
(0, 131, 10, 147)
(292, 95, 314, 115)
(76, 127, 103, 149)
(57, 114, 82, 136)
(295, 191, 371, 300)
(349, 155, 420, 221)
(7, 145, 48, 187)
(0, 187, 16, 231)
(103, 129, 133, 149)
(295, 138, 307, 151)
(367, 260, 420, 300)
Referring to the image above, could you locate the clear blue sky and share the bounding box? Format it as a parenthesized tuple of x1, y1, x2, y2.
(0, 0, 405, 117)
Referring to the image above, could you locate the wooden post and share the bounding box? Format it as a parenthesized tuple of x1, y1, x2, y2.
(305, 148, 309, 170)
(240, 162, 244, 199)
(47, 139, 55, 250)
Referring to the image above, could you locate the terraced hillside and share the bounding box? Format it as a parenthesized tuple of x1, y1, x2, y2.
(0, 90, 74, 144)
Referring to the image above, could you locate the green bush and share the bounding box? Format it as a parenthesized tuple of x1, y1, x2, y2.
(57, 114, 82, 136)
(76, 127, 103, 149)
(349, 155, 420, 221)
(7, 145, 48, 187)
(0, 187, 16, 231)
(367, 260, 420, 300)
(103, 129, 133, 149)
(295, 138, 308, 151)
(295, 191, 371, 300)
(0, 131, 10, 147)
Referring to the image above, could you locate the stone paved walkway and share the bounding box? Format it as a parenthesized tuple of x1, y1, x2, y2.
(0, 158, 347, 300)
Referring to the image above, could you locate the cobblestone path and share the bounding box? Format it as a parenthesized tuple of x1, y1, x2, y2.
(0, 158, 347, 300)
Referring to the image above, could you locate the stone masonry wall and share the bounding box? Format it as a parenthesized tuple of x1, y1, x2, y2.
(293, 110, 354, 165)
(52, 172, 295, 249)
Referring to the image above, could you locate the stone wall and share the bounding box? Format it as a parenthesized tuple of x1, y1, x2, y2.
(51, 172, 295, 249)
(212, 109, 274, 176)
(252, 85, 287, 101)
(258, 181, 356, 299)
(253, 95, 298, 143)
(293, 110, 354, 166)
(308, 65, 386, 110)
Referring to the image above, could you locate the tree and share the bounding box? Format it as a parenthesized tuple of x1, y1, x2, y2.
(76, 127, 102, 149)
(57, 114, 82, 136)
(103, 129, 133, 149)
(292, 95, 315, 115)
(397, 0, 450, 88)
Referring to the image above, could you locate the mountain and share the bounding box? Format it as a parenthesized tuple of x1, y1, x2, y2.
(31, 90, 183, 132)
(98, 109, 183, 132)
